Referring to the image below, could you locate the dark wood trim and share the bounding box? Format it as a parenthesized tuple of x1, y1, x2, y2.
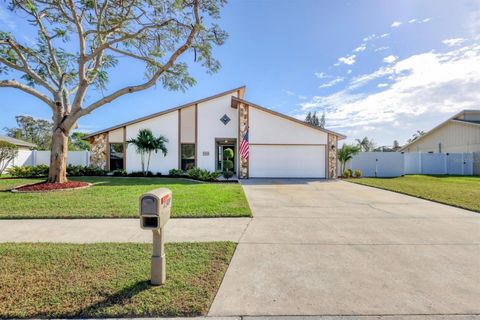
(84, 86, 246, 139)
(194, 103, 198, 167)
(106, 133, 110, 171)
(178, 109, 181, 169)
(123, 126, 127, 171)
(231, 96, 346, 140)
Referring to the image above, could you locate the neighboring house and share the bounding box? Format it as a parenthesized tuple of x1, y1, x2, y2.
(399, 110, 480, 153)
(84, 87, 346, 178)
(0, 134, 36, 150)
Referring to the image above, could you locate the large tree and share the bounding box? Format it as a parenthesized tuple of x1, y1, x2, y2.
(0, 0, 226, 183)
(4, 115, 53, 150)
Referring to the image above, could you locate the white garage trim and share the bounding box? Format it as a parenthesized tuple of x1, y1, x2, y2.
(250, 145, 326, 178)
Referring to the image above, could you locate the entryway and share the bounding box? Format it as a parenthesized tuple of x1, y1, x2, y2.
(215, 138, 236, 173)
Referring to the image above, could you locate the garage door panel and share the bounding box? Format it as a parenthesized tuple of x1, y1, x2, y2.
(250, 145, 326, 178)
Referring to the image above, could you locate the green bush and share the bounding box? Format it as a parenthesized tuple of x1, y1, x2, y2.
(127, 171, 154, 177)
(354, 169, 362, 178)
(342, 169, 351, 178)
(112, 169, 127, 176)
(168, 168, 184, 176)
(186, 167, 219, 181)
(222, 171, 234, 179)
(66, 165, 107, 176)
(7, 165, 49, 177)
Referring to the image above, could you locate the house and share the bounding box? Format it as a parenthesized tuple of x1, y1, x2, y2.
(399, 110, 480, 153)
(84, 87, 346, 178)
(0, 134, 36, 150)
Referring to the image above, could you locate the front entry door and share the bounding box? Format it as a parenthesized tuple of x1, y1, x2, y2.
(216, 142, 236, 173)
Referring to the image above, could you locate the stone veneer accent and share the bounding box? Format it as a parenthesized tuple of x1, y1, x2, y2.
(328, 133, 338, 179)
(238, 102, 249, 179)
(327, 133, 338, 179)
(89, 133, 108, 169)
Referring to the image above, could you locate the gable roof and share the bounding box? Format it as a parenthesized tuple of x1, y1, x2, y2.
(0, 134, 36, 148)
(83, 86, 246, 139)
(231, 97, 346, 139)
(398, 109, 480, 151)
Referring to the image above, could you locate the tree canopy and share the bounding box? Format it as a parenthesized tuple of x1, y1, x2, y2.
(0, 0, 227, 182)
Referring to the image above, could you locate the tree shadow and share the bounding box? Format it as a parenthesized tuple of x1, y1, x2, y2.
(76, 280, 152, 318)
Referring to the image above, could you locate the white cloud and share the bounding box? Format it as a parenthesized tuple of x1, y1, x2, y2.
(319, 77, 345, 89)
(338, 54, 356, 65)
(284, 90, 295, 96)
(363, 34, 377, 42)
(300, 44, 480, 143)
(408, 19, 417, 23)
(422, 17, 432, 23)
(391, 21, 402, 27)
(383, 55, 398, 63)
(314, 72, 328, 79)
(442, 38, 466, 47)
(375, 46, 389, 52)
(377, 83, 389, 88)
(354, 44, 367, 52)
(380, 33, 389, 38)
(347, 69, 352, 74)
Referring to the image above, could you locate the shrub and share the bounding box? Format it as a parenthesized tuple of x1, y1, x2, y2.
(0, 141, 18, 175)
(66, 165, 107, 176)
(354, 169, 362, 178)
(223, 171, 234, 179)
(186, 167, 219, 181)
(342, 169, 351, 178)
(112, 169, 127, 176)
(169, 168, 184, 177)
(222, 148, 234, 180)
(127, 171, 154, 177)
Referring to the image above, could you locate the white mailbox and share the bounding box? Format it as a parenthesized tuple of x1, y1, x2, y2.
(139, 187, 172, 285)
(139, 188, 171, 230)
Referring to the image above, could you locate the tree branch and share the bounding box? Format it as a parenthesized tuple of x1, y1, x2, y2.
(76, 0, 201, 119)
(0, 79, 54, 108)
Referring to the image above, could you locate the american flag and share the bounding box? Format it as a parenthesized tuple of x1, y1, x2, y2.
(239, 130, 249, 160)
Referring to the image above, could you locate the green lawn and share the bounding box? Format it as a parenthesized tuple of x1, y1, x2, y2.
(0, 177, 251, 219)
(0, 242, 235, 318)
(349, 175, 480, 212)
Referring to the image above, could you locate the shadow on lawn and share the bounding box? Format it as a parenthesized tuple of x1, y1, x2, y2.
(77, 280, 153, 318)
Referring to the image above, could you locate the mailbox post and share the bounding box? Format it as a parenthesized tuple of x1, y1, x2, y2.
(139, 188, 172, 285)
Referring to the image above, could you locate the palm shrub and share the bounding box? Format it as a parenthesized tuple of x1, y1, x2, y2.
(0, 141, 18, 175)
(337, 144, 360, 175)
(222, 148, 234, 179)
(354, 169, 362, 178)
(127, 129, 168, 176)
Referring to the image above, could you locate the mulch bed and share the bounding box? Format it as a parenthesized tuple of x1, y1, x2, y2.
(13, 181, 91, 193)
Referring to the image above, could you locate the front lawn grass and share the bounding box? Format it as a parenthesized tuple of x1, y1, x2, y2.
(0, 177, 251, 218)
(0, 242, 235, 318)
(348, 175, 480, 212)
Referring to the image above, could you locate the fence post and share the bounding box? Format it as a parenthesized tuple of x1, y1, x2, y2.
(32, 150, 37, 166)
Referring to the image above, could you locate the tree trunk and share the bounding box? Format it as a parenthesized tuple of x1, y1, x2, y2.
(48, 128, 69, 183)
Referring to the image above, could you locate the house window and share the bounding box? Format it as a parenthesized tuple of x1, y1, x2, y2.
(181, 144, 195, 171)
(109, 143, 124, 171)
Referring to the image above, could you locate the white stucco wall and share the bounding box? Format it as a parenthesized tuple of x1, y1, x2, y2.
(125, 110, 179, 174)
(197, 93, 239, 171)
(249, 107, 328, 144)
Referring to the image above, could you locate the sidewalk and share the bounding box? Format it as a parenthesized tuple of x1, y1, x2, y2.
(0, 218, 251, 243)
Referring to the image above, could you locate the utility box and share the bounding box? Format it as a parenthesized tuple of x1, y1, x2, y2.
(139, 188, 171, 230)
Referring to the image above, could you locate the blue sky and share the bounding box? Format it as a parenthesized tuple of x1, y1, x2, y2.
(1, 0, 479, 146)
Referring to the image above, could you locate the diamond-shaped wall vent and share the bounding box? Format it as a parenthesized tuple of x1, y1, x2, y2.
(220, 114, 231, 125)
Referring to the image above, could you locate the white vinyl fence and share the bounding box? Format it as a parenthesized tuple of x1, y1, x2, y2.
(344, 152, 478, 177)
(8, 150, 90, 169)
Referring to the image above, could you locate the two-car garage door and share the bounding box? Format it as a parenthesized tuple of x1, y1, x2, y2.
(249, 145, 326, 178)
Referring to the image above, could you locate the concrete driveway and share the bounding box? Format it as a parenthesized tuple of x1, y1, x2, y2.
(209, 179, 480, 317)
